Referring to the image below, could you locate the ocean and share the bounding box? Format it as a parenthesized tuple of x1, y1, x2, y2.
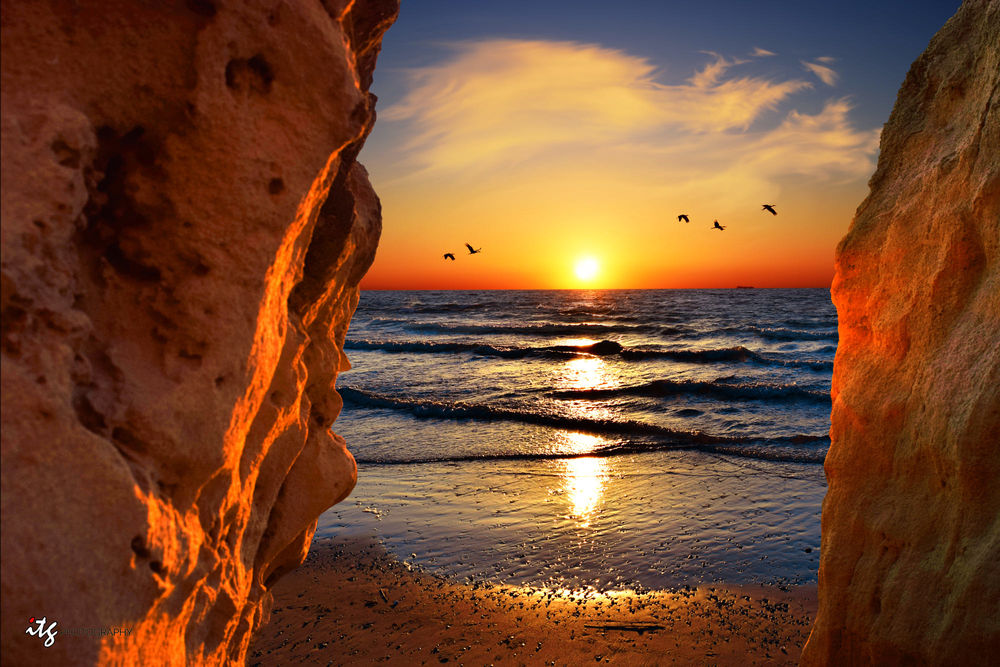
(317, 289, 833, 591)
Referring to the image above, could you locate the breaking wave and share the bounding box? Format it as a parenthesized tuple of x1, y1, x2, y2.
(344, 338, 833, 371)
(339, 387, 829, 464)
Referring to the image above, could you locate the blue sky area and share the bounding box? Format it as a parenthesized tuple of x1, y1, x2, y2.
(372, 1, 959, 130)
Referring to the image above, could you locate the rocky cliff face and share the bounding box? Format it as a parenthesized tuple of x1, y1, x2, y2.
(1, 1, 397, 663)
(803, 0, 1000, 662)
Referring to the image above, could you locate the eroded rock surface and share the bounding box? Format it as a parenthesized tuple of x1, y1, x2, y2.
(803, 0, 999, 662)
(1, 1, 397, 663)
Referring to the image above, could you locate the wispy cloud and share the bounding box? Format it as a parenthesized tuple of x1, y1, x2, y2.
(815, 56, 836, 64)
(747, 99, 878, 177)
(802, 60, 839, 86)
(377, 39, 876, 198)
(751, 47, 777, 57)
(384, 40, 820, 171)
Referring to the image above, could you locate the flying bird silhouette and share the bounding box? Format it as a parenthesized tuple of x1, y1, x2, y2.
(713, 220, 726, 231)
(443, 253, 455, 260)
(465, 243, 482, 255)
(762, 204, 777, 215)
(677, 214, 690, 223)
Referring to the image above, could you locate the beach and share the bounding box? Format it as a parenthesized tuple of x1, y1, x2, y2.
(250, 537, 816, 666)
(249, 289, 828, 664)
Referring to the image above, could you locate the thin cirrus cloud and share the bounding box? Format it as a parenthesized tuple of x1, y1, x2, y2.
(378, 39, 876, 192)
(802, 59, 839, 86)
(751, 47, 778, 57)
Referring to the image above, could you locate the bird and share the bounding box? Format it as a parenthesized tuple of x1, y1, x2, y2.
(465, 243, 482, 255)
(713, 220, 726, 230)
(761, 204, 777, 215)
(677, 214, 690, 223)
(443, 253, 455, 260)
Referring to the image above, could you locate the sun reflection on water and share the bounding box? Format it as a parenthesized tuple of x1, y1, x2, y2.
(555, 431, 611, 528)
(555, 354, 619, 422)
(564, 457, 608, 527)
(562, 355, 606, 390)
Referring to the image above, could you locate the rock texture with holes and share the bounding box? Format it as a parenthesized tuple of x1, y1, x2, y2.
(0, 0, 397, 663)
(802, 0, 1000, 663)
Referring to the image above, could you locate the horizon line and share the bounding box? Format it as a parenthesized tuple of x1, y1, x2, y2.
(359, 285, 833, 291)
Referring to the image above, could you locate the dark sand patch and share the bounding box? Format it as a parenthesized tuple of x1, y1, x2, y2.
(250, 537, 816, 666)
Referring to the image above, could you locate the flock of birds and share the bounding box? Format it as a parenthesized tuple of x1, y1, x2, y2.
(442, 205, 778, 260)
(442, 243, 481, 261)
(679, 203, 778, 232)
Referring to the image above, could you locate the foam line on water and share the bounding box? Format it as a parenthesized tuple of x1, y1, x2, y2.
(344, 339, 833, 370)
(548, 378, 830, 404)
(338, 387, 828, 464)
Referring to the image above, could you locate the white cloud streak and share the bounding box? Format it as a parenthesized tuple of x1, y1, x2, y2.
(377, 39, 877, 197)
(802, 60, 839, 86)
(383, 41, 815, 170)
(751, 47, 777, 57)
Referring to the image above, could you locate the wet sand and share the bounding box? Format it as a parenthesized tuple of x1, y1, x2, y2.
(250, 537, 816, 666)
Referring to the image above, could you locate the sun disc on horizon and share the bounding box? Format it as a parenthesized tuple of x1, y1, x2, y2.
(574, 257, 600, 282)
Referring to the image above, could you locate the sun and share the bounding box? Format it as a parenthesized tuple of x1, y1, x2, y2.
(574, 257, 600, 282)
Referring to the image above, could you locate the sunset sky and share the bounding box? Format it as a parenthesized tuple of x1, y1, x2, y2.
(357, 1, 959, 290)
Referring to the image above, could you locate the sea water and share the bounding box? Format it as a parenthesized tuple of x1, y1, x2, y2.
(317, 289, 833, 590)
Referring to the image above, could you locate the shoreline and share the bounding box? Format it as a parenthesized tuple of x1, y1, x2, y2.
(250, 537, 816, 666)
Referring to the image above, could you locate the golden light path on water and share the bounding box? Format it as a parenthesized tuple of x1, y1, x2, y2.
(563, 457, 609, 527)
(550, 347, 618, 528)
(555, 432, 611, 528)
(561, 354, 606, 390)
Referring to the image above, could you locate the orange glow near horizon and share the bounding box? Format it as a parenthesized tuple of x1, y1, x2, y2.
(358, 40, 877, 290)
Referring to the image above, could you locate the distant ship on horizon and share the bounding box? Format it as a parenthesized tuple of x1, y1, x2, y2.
(736, 285, 756, 289)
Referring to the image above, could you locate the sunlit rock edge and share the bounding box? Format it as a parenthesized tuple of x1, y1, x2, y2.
(803, 0, 1000, 663)
(0, 0, 398, 663)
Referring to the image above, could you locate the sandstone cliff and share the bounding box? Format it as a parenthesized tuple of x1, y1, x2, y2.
(803, 0, 1000, 663)
(1, 0, 397, 663)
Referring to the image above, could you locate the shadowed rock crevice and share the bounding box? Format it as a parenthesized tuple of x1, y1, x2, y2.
(225, 55, 275, 96)
(81, 125, 166, 283)
(1, 0, 398, 664)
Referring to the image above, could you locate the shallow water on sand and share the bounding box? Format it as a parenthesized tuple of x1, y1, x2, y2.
(319, 289, 831, 591)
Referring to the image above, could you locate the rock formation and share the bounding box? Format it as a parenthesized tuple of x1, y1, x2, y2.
(1, 0, 398, 663)
(803, 0, 1000, 662)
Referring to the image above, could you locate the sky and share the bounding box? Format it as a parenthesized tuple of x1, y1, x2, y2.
(356, 0, 960, 290)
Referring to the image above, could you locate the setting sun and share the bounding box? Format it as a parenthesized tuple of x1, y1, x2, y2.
(574, 257, 600, 282)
